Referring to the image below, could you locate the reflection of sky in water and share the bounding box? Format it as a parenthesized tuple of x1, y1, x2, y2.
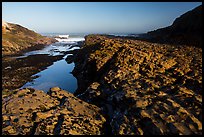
(20, 37, 84, 93)
(21, 60, 77, 93)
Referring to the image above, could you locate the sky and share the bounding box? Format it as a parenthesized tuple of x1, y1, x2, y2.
(2, 2, 202, 34)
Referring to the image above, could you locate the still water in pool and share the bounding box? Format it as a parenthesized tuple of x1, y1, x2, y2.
(20, 35, 84, 93)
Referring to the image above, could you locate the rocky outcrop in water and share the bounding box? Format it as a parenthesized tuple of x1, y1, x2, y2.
(72, 35, 202, 135)
(2, 87, 106, 135)
(2, 21, 57, 56)
(142, 5, 202, 47)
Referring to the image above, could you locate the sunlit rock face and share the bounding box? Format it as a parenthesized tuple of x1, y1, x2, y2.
(2, 87, 106, 135)
(72, 34, 202, 135)
(2, 21, 57, 56)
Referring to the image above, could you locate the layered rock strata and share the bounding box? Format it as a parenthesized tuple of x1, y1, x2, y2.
(72, 34, 202, 135)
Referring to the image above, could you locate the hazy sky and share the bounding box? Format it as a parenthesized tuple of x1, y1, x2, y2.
(2, 2, 202, 34)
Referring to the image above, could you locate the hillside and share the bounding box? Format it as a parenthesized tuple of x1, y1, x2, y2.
(2, 21, 57, 56)
(144, 5, 202, 47)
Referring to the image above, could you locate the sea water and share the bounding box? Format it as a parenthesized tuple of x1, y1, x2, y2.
(20, 34, 85, 93)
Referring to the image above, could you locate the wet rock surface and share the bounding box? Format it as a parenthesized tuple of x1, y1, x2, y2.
(2, 87, 106, 135)
(72, 34, 202, 135)
(2, 54, 64, 91)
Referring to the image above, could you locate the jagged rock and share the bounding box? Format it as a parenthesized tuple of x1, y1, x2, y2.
(50, 87, 61, 92)
(65, 55, 74, 64)
(84, 82, 101, 97)
(135, 99, 149, 108)
(2, 88, 106, 135)
(72, 34, 202, 135)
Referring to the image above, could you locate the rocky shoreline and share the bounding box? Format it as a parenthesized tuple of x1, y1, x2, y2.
(2, 21, 62, 93)
(72, 34, 202, 135)
(2, 21, 57, 57)
(2, 54, 64, 92)
(2, 34, 202, 135)
(2, 87, 105, 135)
(2, 5, 202, 134)
(2, 42, 84, 94)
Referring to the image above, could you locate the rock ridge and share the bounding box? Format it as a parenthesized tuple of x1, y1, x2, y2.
(72, 34, 202, 135)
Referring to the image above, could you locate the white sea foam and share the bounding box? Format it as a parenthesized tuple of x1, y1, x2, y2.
(55, 37, 85, 42)
(13, 34, 84, 58)
(58, 34, 69, 39)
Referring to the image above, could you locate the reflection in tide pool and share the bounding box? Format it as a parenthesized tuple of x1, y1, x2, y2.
(20, 34, 84, 93)
(21, 57, 77, 93)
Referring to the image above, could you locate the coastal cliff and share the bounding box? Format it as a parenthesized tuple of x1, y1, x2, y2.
(143, 5, 202, 47)
(2, 21, 57, 56)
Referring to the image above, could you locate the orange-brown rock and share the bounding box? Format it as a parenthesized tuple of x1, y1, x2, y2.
(72, 34, 202, 135)
(2, 21, 57, 56)
(2, 87, 106, 135)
